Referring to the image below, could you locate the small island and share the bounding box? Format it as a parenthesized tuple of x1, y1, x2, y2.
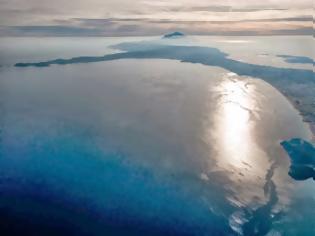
(281, 138, 315, 181)
(163, 32, 185, 39)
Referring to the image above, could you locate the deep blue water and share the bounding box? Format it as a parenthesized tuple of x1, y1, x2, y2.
(0, 133, 232, 235)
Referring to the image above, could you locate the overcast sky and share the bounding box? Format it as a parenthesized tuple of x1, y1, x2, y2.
(0, 0, 313, 36)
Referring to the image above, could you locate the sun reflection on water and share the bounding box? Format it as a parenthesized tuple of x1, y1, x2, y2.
(208, 73, 269, 191)
(216, 75, 259, 170)
(220, 79, 251, 168)
(202, 71, 314, 233)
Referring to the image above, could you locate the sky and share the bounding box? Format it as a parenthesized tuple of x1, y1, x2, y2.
(0, 0, 313, 36)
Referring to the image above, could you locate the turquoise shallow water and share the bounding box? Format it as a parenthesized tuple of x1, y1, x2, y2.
(0, 36, 314, 235)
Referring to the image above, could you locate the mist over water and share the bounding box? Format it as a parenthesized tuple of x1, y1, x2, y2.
(0, 36, 314, 235)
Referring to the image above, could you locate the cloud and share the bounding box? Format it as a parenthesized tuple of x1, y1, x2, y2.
(2, 20, 312, 37)
(72, 16, 312, 24)
(8, 25, 103, 36)
(168, 5, 290, 13)
(0, 0, 312, 36)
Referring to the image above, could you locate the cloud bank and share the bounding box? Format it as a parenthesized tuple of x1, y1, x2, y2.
(0, 0, 313, 36)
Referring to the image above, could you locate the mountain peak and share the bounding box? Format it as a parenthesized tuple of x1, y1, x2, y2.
(163, 32, 185, 38)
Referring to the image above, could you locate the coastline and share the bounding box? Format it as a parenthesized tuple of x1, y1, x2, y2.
(286, 96, 315, 142)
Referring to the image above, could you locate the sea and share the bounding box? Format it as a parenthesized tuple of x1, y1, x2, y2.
(0, 36, 314, 235)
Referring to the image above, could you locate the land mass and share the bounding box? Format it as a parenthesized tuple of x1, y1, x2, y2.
(281, 138, 315, 181)
(277, 55, 314, 65)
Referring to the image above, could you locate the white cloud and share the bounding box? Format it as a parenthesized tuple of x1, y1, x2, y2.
(0, 0, 312, 35)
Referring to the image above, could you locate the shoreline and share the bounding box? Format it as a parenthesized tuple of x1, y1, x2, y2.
(286, 96, 315, 142)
